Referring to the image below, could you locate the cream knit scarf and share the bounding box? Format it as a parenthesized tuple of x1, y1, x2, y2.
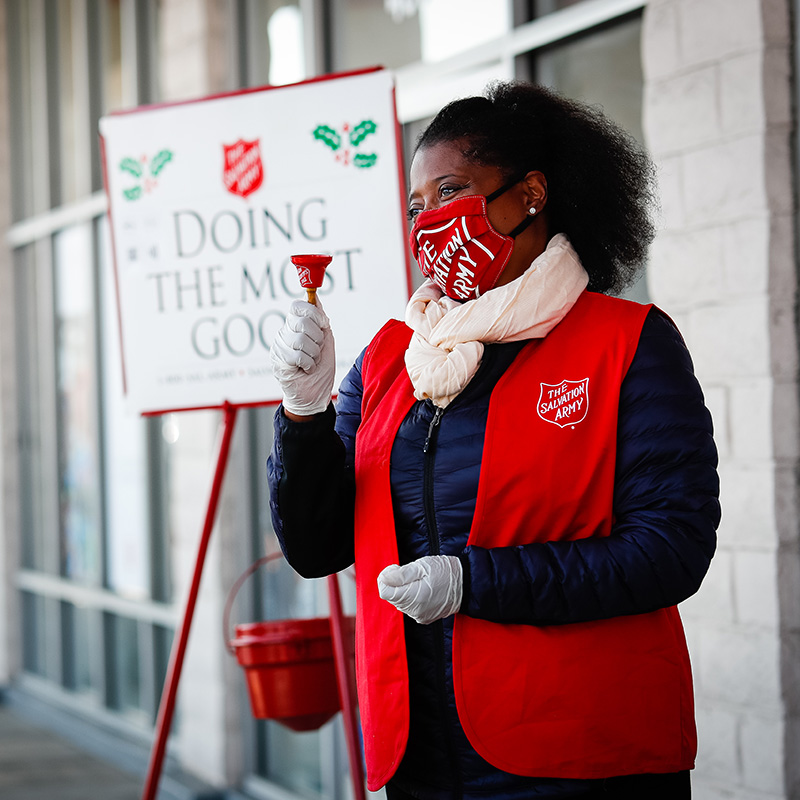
(404, 233, 589, 408)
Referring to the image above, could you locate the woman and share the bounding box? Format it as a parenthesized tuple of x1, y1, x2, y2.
(268, 81, 719, 800)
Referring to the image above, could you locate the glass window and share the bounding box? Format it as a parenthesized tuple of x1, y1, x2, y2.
(268, 4, 305, 85)
(8, 0, 176, 745)
(259, 720, 324, 797)
(116, 616, 142, 714)
(57, 0, 79, 204)
(333, 0, 511, 72)
(331, 0, 422, 71)
(15, 247, 48, 572)
(54, 224, 103, 584)
(103, 0, 124, 113)
(98, 218, 151, 599)
(535, 0, 586, 13)
(62, 602, 99, 697)
(21, 595, 62, 684)
(21, 591, 46, 676)
(239, 1, 305, 88)
(536, 16, 645, 144)
(418, 0, 510, 62)
(7, 0, 36, 221)
(106, 614, 147, 724)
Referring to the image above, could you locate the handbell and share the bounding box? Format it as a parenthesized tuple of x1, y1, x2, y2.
(290, 254, 332, 306)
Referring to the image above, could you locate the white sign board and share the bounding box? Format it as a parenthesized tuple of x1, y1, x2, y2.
(100, 68, 411, 415)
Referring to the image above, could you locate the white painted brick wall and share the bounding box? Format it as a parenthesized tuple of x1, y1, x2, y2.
(681, 136, 768, 225)
(721, 217, 770, 296)
(701, 385, 730, 459)
(686, 301, 771, 382)
(715, 463, 776, 547)
(727, 379, 773, 460)
(696, 625, 782, 710)
(652, 155, 686, 229)
(732, 548, 779, 625)
(647, 228, 724, 306)
(642, 2, 797, 799)
(679, 0, 764, 66)
(699, 784, 784, 800)
(694, 706, 741, 784)
(681, 550, 734, 623)
(644, 66, 721, 154)
(720, 51, 767, 136)
(741, 714, 786, 794)
(642, 1, 682, 80)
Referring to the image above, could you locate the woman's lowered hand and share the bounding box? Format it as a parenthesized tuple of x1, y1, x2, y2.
(377, 556, 463, 625)
(271, 300, 336, 417)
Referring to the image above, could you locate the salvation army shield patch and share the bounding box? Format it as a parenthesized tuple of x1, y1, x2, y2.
(222, 138, 264, 198)
(537, 378, 589, 428)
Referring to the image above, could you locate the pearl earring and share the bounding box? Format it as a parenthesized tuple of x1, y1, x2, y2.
(528, 207, 536, 215)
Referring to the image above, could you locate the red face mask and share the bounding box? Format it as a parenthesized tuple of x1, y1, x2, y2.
(409, 180, 531, 301)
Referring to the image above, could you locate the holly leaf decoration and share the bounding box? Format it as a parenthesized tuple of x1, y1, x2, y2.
(123, 186, 142, 201)
(353, 153, 378, 169)
(350, 120, 377, 147)
(313, 125, 341, 152)
(120, 157, 143, 178)
(150, 149, 173, 176)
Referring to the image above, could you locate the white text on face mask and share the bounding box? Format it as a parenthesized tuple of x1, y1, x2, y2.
(418, 220, 479, 299)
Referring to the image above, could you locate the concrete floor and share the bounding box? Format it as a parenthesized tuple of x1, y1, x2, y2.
(0, 702, 143, 800)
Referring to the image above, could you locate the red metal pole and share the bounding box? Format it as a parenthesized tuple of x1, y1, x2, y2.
(141, 403, 239, 800)
(327, 574, 366, 800)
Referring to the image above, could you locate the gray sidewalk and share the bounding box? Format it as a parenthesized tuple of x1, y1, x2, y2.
(0, 702, 142, 799)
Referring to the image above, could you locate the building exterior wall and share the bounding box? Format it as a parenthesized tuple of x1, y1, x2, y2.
(0, 1, 798, 798)
(642, 1, 799, 797)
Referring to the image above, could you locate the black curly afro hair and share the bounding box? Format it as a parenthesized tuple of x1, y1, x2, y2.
(414, 81, 657, 295)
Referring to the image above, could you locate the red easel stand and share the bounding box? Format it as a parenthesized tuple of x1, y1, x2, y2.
(142, 403, 239, 800)
(327, 574, 366, 800)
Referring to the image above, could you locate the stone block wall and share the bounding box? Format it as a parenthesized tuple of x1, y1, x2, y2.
(642, 1, 799, 797)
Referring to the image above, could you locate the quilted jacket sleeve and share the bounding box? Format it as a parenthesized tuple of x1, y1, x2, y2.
(459, 309, 720, 625)
(266, 352, 365, 578)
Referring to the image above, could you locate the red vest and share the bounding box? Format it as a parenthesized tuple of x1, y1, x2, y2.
(353, 292, 697, 790)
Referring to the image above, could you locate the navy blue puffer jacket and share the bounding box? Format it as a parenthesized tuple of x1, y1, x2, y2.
(267, 307, 720, 799)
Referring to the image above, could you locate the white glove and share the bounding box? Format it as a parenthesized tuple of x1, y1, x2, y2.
(270, 300, 335, 416)
(377, 555, 463, 625)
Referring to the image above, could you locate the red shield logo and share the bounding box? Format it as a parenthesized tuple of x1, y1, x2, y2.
(222, 139, 264, 198)
(537, 378, 589, 428)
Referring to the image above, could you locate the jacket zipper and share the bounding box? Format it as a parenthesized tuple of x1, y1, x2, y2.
(421, 402, 463, 798)
(422, 404, 444, 455)
(422, 403, 443, 554)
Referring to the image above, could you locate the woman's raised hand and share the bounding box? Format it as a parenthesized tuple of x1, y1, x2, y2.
(270, 299, 336, 417)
